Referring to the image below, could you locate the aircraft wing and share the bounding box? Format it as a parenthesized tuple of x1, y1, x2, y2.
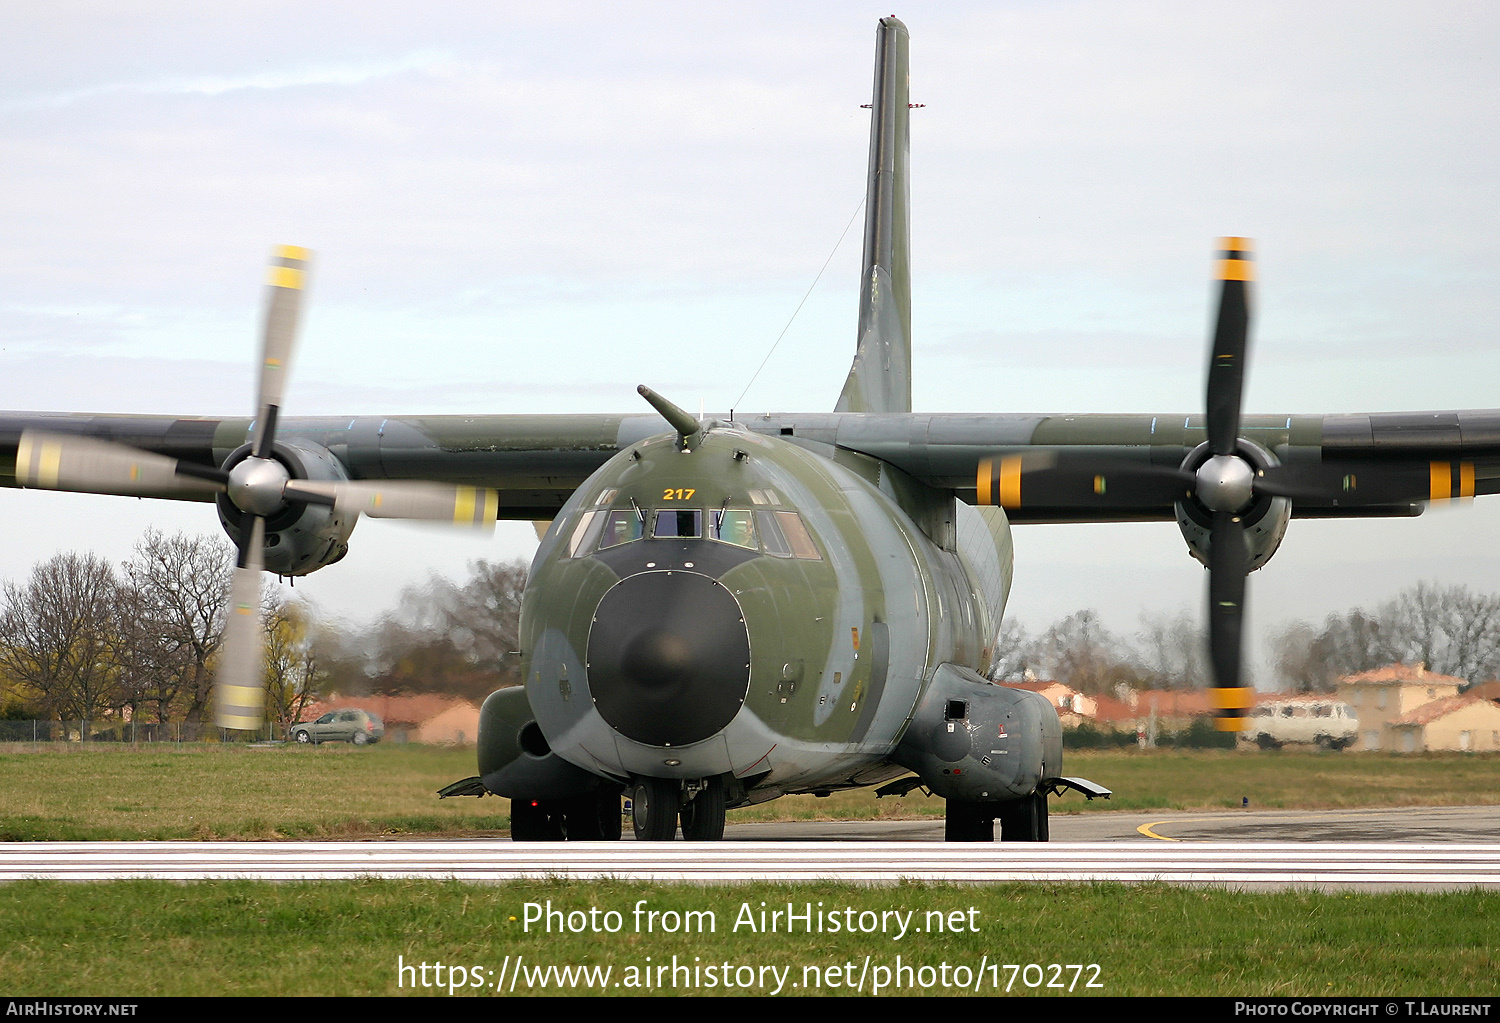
(5, 406, 1498, 522)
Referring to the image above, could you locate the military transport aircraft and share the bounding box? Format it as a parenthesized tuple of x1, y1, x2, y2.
(4, 17, 1499, 843)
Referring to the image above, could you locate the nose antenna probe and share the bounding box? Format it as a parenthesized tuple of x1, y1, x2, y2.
(638, 385, 702, 448)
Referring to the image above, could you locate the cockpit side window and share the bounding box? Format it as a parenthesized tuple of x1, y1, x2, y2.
(653, 508, 702, 539)
(711, 509, 756, 549)
(598, 509, 644, 549)
(755, 509, 790, 557)
(775, 511, 821, 559)
(754, 509, 822, 560)
(567, 510, 607, 557)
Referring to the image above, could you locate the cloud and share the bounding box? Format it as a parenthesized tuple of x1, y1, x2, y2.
(7, 49, 453, 109)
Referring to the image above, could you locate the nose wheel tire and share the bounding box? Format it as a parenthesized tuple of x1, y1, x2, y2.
(679, 776, 727, 841)
(631, 778, 681, 841)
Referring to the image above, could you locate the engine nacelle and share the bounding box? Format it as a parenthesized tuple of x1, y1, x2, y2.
(892, 663, 1062, 801)
(216, 439, 357, 576)
(1175, 440, 1291, 573)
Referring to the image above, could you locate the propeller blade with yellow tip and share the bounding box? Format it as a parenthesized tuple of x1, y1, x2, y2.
(282, 478, 500, 529)
(14, 429, 227, 499)
(214, 517, 268, 731)
(1207, 237, 1252, 457)
(251, 245, 311, 459)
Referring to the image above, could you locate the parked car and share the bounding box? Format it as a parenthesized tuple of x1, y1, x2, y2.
(290, 709, 384, 746)
(1242, 699, 1356, 750)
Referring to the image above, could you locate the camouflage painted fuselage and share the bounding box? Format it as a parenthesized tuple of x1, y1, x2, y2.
(520, 421, 1014, 801)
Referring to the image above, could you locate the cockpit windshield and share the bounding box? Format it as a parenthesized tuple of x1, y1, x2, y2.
(567, 497, 821, 560)
(653, 508, 702, 539)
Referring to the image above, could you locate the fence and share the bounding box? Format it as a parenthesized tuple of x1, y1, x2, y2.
(0, 719, 294, 745)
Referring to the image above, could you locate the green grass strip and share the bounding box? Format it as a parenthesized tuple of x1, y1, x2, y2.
(2, 880, 1496, 996)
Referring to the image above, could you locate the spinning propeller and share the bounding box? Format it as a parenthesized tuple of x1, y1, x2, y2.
(16, 247, 500, 731)
(978, 238, 1478, 729)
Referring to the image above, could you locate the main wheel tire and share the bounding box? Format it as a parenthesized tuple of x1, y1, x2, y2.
(596, 791, 624, 841)
(997, 792, 1048, 842)
(679, 777, 727, 841)
(944, 800, 996, 842)
(510, 799, 564, 841)
(562, 791, 622, 841)
(562, 798, 603, 840)
(631, 778, 681, 841)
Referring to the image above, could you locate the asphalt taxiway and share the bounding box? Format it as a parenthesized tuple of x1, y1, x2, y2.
(724, 804, 1500, 843)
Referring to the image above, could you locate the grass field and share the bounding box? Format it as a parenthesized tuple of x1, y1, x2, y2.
(4, 744, 1499, 998)
(2, 879, 1496, 996)
(0, 742, 1497, 841)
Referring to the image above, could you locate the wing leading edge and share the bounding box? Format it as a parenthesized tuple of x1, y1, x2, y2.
(5, 407, 1499, 522)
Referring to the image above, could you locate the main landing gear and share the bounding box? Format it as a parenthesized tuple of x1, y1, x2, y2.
(944, 792, 1049, 842)
(510, 776, 729, 841)
(509, 789, 623, 841)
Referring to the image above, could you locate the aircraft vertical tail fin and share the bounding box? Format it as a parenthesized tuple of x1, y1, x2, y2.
(835, 16, 912, 414)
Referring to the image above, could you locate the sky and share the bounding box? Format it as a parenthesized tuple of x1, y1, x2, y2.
(2, 1, 1498, 682)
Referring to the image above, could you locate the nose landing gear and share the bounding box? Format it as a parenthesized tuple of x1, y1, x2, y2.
(630, 775, 729, 841)
(631, 777, 681, 840)
(679, 775, 726, 841)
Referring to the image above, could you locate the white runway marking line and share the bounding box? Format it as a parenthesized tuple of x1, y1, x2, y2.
(4, 841, 1500, 885)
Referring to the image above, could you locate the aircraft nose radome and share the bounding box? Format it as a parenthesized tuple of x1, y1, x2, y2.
(622, 630, 694, 687)
(587, 572, 750, 748)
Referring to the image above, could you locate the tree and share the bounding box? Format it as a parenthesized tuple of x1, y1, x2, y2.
(1438, 587, 1500, 684)
(989, 617, 1037, 681)
(1032, 609, 1145, 695)
(1271, 609, 1405, 692)
(262, 596, 322, 729)
(319, 559, 528, 703)
(112, 577, 195, 724)
(1135, 610, 1208, 690)
(1382, 582, 1500, 685)
(0, 552, 124, 725)
(437, 560, 526, 676)
(1268, 582, 1500, 690)
(121, 530, 233, 725)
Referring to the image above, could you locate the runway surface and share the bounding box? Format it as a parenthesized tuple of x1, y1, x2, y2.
(4, 807, 1499, 888)
(5, 839, 1500, 888)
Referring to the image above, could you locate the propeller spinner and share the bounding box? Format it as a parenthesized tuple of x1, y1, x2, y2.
(16, 247, 500, 732)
